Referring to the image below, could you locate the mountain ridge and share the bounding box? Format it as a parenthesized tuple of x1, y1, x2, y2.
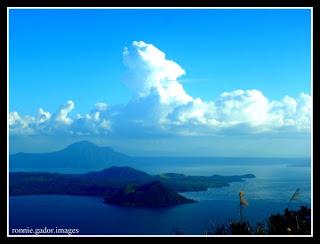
(10, 141, 131, 170)
(10, 166, 256, 195)
(10, 141, 310, 172)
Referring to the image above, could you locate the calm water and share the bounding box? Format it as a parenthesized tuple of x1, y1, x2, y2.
(9, 161, 311, 235)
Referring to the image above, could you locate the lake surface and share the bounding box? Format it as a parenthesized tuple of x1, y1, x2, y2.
(9, 160, 311, 235)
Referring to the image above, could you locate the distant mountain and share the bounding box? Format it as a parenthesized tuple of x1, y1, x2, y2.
(10, 141, 131, 170)
(104, 181, 196, 207)
(83, 166, 151, 181)
(79, 166, 153, 187)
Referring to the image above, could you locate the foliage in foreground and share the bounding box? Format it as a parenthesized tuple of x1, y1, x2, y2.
(204, 206, 311, 235)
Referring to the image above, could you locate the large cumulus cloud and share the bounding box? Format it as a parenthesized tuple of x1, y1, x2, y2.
(9, 41, 311, 137)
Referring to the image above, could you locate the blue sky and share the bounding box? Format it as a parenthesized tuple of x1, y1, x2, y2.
(9, 9, 311, 157)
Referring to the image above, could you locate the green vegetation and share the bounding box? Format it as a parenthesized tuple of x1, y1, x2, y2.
(204, 206, 311, 235)
(173, 189, 310, 235)
(205, 189, 311, 235)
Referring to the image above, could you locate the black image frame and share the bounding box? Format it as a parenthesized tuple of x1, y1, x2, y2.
(0, 0, 319, 240)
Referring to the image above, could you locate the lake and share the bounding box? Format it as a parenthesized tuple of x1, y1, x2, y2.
(9, 160, 311, 235)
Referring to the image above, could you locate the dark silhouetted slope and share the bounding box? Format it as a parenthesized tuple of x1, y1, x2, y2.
(104, 181, 196, 207)
(10, 166, 256, 196)
(79, 166, 153, 187)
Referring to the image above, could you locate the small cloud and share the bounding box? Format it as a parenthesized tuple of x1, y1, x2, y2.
(94, 102, 108, 111)
(37, 108, 51, 123)
(53, 100, 75, 125)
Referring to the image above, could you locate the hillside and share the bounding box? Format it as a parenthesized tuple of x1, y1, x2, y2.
(104, 181, 196, 207)
(156, 172, 255, 192)
(10, 141, 131, 170)
(79, 166, 153, 187)
(9, 166, 256, 197)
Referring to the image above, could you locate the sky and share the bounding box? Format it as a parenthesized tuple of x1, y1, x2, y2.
(8, 8, 312, 157)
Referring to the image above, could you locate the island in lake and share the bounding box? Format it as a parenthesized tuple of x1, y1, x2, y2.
(104, 180, 196, 207)
(10, 164, 255, 208)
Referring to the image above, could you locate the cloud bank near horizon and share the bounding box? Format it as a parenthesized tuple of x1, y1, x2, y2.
(9, 41, 311, 138)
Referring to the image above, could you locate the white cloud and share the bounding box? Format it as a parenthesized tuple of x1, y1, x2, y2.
(216, 89, 269, 125)
(9, 111, 21, 126)
(9, 41, 311, 137)
(268, 93, 311, 132)
(100, 119, 111, 129)
(53, 100, 74, 125)
(9, 101, 112, 136)
(167, 98, 217, 126)
(37, 108, 51, 123)
(9, 112, 36, 135)
(123, 41, 192, 104)
(94, 102, 108, 111)
(120, 41, 311, 135)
